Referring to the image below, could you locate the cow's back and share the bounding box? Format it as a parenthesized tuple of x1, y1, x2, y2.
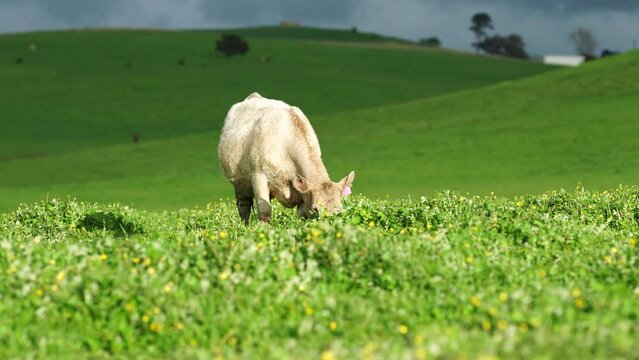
(218, 93, 312, 183)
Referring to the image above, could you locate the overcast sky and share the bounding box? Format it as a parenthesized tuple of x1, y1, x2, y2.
(1, 0, 637, 55)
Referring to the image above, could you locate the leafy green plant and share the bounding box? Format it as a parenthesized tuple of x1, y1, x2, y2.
(1, 186, 637, 358)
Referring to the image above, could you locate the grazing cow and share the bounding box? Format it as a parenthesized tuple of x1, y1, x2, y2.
(218, 92, 355, 224)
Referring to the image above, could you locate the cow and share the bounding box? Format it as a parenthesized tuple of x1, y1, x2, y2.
(218, 92, 355, 224)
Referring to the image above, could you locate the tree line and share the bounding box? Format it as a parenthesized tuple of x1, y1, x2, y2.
(470, 12, 604, 60)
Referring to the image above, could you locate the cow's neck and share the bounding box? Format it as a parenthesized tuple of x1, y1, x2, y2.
(298, 153, 330, 185)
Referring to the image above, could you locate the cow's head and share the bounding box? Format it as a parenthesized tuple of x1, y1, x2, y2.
(293, 171, 355, 218)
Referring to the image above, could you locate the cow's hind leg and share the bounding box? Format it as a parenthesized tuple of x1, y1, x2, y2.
(234, 183, 254, 225)
(252, 173, 272, 223)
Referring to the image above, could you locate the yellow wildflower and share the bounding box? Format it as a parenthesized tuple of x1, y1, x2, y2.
(497, 320, 508, 330)
(470, 295, 481, 307)
(51, 285, 59, 292)
(98, 254, 108, 261)
(368, 221, 375, 228)
(142, 315, 149, 323)
(465, 256, 474, 264)
(488, 307, 498, 317)
(219, 231, 228, 239)
(143, 258, 151, 266)
(153, 307, 161, 315)
(630, 238, 637, 248)
(149, 322, 163, 333)
(336, 232, 342, 239)
(611, 247, 618, 254)
(163, 282, 174, 293)
(305, 306, 313, 316)
(415, 348, 427, 360)
(363, 342, 379, 355)
(311, 229, 320, 238)
(56, 270, 66, 283)
(329, 321, 338, 331)
(478, 355, 499, 360)
(575, 298, 586, 309)
(604, 256, 612, 264)
(125, 303, 134, 312)
(571, 288, 581, 298)
(398, 324, 409, 334)
(132, 257, 140, 264)
(35, 288, 44, 297)
(482, 320, 492, 331)
(147, 267, 156, 275)
(498, 292, 508, 302)
(219, 271, 229, 281)
(321, 350, 336, 360)
(175, 322, 185, 330)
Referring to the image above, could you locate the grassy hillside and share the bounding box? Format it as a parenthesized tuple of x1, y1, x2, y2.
(319, 50, 639, 197)
(226, 25, 412, 43)
(0, 28, 546, 156)
(1, 187, 638, 358)
(0, 29, 554, 211)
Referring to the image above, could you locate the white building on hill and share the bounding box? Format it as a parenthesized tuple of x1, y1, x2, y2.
(543, 55, 585, 67)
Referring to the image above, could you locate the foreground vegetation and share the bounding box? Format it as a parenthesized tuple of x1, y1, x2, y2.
(1, 186, 637, 358)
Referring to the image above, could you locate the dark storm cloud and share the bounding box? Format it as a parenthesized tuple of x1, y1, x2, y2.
(476, 0, 639, 13)
(0, 0, 637, 54)
(0, 0, 123, 25)
(444, 0, 639, 15)
(199, 0, 356, 26)
(34, 0, 123, 24)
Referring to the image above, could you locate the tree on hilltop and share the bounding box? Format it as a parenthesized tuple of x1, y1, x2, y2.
(470, 12, 493, 52)
(477, 34, 528, 59)
(570, 28, 597, 59)
(216, 34, 249, 57)
(419, 37, 441, 48)
(470, 13, 528, 59)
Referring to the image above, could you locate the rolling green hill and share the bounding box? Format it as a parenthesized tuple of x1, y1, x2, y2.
(320, 49, 639, 197)
(8, 29, 634, 212)
(0, 28, 547, 156)
(0, 28, 556, 211)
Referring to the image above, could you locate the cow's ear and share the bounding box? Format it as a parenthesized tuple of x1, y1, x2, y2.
(292, 175, 310, 193)
(338, 171, 355, 195)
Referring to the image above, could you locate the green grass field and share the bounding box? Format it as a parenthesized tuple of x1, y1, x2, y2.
(0, 27, 558, 211)
(1, 187, 638, 358)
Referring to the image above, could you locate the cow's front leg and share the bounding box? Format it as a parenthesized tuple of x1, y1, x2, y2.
(234, 183, 254, 226)
(252, 173, 272, 223)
